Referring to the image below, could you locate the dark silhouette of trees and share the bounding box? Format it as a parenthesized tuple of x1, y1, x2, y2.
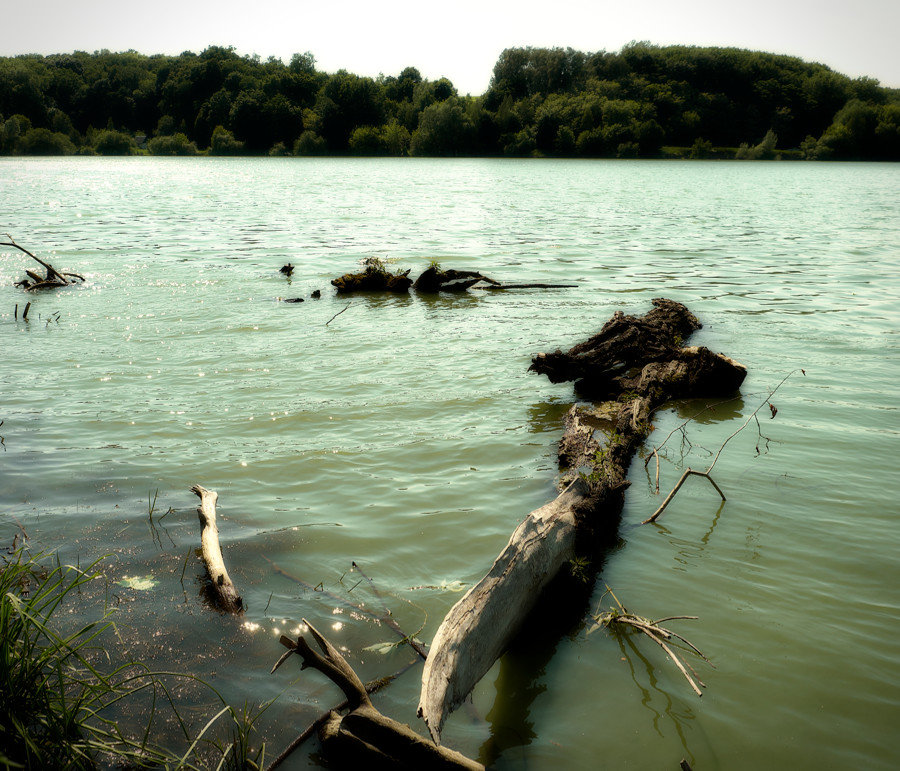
(0, 43, 895, 159)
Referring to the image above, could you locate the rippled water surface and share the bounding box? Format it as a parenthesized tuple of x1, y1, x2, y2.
(2, 157, 898, 769)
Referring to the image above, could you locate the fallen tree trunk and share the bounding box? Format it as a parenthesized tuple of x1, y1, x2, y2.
(275, 620, 483, 770)
(190, 484, 243, 613)
(418, 298, 746, 743)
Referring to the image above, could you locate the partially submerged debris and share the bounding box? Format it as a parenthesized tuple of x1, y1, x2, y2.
(273, 620, 482, 770)
(190, 484, 243, 613)
(418, 299, 747, 743)
(3, 236, 85, 291)
(412, 266, 500, 293)
(332, 257, 412, 293)
(333, 259, 578, 295)
(590, 587, 711, 697)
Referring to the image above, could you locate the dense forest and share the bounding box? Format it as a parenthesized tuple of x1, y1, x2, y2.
(1, 42, 898, 160)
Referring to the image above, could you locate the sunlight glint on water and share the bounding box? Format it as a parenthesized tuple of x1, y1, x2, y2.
(1, 157, 898, 769)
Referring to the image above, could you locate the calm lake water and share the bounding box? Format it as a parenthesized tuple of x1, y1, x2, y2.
(1, 157, 898, 769)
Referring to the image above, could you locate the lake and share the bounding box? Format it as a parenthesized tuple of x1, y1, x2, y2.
(1, 157, 898, 769)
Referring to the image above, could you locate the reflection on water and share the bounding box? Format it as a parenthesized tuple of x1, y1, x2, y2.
(616, 633, 698, 752)
(1, 157, 899, 770)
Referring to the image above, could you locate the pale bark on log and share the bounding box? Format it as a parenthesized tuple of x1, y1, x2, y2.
(418, 299, 747, 743)
(190, 484, 243, 613)
(418, 480, 586, 743)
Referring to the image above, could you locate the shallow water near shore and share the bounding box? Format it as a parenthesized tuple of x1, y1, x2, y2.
(1, 156, 899, 769)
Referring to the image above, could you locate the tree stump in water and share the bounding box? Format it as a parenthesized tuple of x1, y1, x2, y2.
(418, 298, 747, 743)
(332, 259, 413, 293)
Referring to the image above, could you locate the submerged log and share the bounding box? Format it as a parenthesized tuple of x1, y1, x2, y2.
(190, 484, 243, 613)
(418, 298, 746, 743)
(276, 620, 483, 770)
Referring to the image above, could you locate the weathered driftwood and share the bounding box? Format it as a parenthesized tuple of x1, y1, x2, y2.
(275, 620, 482, 770)
(418, 299, 746, 743)
(3, 236, 85, 291)
(190, 484, 243, 613)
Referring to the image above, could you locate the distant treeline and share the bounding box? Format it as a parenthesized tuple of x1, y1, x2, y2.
(1, 43, 898, 160)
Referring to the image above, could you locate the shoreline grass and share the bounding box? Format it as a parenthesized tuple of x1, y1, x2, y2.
(0, 543, 267, 770)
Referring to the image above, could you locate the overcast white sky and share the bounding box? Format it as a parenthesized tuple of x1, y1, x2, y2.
(6, 0, 900, 94)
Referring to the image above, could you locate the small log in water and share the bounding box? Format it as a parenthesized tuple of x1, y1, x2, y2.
(190, 484, 243, 613)
(418, 298, 747, 743)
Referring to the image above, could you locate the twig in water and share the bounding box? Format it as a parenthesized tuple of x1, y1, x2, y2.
(179, 546, 192, 602)
(324, 302, 351, 326)
(590, 586, 711, 697)
(644, 397, 739, 492)
(262, 555, 428, 659)
(643, 369, 804, 524)
(351, 560, 428, 660)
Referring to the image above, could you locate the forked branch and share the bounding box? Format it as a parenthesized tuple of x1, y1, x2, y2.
(643, 369, 804, 524)
(590, 588, 711, 697)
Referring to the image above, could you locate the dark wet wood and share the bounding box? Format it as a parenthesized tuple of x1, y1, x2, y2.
(275, 621, 482, 770)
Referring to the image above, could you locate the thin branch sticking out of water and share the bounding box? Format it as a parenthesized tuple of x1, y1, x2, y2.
(325, 302, 352, 326)
(643, 369, 804, 524)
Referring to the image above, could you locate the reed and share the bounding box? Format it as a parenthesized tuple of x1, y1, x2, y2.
(0, 545, 267, 769)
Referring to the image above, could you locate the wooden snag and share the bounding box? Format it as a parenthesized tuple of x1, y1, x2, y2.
(2, 235, 85, 290)
(274, 620, 483, 770)
(418, 298, 747, 743)
(412, 265, 576, 293)
(190, 484, 243, 613)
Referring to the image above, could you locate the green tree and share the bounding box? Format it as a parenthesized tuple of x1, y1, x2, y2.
(93, 129, 136, 155)
(294, 130, 326, 156)
(410, 98, 474, 156)
(209, 125, 243, 155)
(0, 114, 31, 154)
(319, 70, 385, 151)
(380, 120, 410, 156)
(735, 129, 777, 159)
(689, 137, 713, 159)
(348, 126, 386, 155)
(147, 132, 198, 155)
(16, 127, 75, 155)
